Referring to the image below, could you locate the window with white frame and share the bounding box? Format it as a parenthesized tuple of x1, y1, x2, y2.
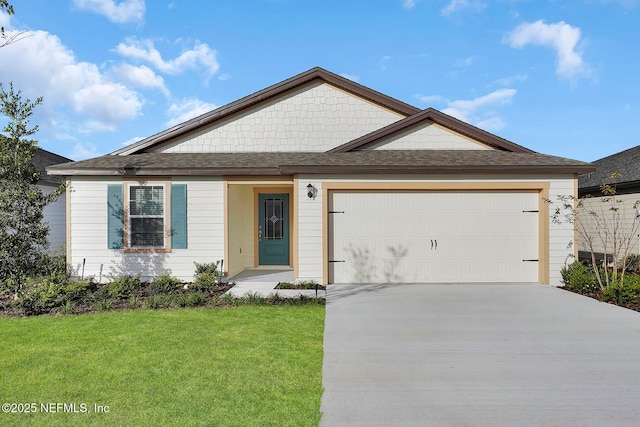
(128, 184, 165, 248)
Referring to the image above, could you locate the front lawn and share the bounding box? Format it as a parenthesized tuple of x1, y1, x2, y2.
(0, 306, 324, 426)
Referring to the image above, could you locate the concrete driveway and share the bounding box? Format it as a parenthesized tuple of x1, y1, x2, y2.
(320, 284, 640, 426)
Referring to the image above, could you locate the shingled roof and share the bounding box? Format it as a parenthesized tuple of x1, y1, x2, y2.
(579, 145, 640, 195)
(34, 148, 73, 185)
(47, 150, 594, 176)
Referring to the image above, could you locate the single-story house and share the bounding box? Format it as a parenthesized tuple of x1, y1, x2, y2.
(48, 67, 594, 285)
(578, 145, 640, 262)
(35, 148, 72, 253)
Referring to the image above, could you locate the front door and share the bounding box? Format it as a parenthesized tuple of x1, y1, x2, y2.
(258, 193, 290, 265)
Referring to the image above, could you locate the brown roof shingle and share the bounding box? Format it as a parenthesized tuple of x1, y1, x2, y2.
(47, 150, 595, 176)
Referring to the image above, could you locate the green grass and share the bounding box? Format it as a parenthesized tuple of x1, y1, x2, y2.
(0, 306, 325, 426)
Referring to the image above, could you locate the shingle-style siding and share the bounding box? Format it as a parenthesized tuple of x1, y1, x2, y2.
(296, 174, 576, 286)
(68, 177, 224, 282)
(151, 83, 404, 154)
(41, 185, 66, 253)
(370, 123, 492, 151)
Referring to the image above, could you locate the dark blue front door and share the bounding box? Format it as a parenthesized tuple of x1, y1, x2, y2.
(258, 193, 290, 265)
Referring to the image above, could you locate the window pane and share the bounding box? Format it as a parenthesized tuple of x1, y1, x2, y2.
(264, 197, 284, 240)
(130, 186, 164, 216)
(130, 217, 164, 247)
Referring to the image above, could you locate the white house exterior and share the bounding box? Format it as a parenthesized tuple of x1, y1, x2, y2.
(578, 146, 640, 261)
(48, 68, 594, 285)
(35, 148, 71, 253)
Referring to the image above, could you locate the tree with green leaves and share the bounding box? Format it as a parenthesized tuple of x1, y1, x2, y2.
(547, 173, 640, 289)
(1, 1, 23, 48)
(0, 83, 65, 291)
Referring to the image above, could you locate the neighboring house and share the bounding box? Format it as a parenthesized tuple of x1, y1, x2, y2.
(34, 148, 72, 253)
(578, 145, 640, 262)
(48, 67, 594, 285)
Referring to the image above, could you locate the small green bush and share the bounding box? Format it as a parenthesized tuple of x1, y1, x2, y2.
(602, 275, 640, 305)
(192, 261, 221, 291)
(107, 275, 143, 298)
(150, 273, 182, 295)
(194, 261, 220, 277)
(64, 279, 97, 302)
(560, 261, 598, 293)
(17, 277, 67, 314)
(623, 254, 640, 273)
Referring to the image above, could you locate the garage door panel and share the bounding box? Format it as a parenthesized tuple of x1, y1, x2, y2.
(330, 191, 539, 283)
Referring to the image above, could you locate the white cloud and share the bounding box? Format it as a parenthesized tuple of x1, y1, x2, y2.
(418, 89, 517, 131)
(121, 136, 145, 146)
(166, 98, 217, 128)
(441, 0, 486, 16)
(72, 0, 145, 24)
(504, 20, 590, 80)
(415, 94, 444, 104)
(403, 0, 417, 9)
(455, 56, 475, 67)
(443, 88, 517, 122)
(339, 73, 360, 82)
(0, 8, 10, 29)
(115, 38, 220, 81)
(112, 64, 169, 96)
(71, 141, 101, 160)
(0, 30, 143, 134)
(379, 55, 393, 70)
(491, 74, 528, 87)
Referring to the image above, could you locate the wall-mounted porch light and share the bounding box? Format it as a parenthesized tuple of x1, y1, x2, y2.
(307, 183, 318, 200)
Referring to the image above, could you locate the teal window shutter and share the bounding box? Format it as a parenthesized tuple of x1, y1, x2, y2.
(171, 184, 188, 249)
(107, 184, 124, 249)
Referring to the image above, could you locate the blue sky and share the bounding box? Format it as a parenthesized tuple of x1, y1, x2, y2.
(1, 0, 639, 162)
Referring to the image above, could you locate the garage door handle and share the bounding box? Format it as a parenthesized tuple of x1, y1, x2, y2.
(329, 260, 345, 263)
(431, 240, 437, 250)
(522, 259, 539, 262)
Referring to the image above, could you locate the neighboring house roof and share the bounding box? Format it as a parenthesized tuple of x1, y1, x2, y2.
(112, 67, 421, 156)
(47, 151, 594, 176)
(34, 148, 73, 185)
(578, 145, 640, 195)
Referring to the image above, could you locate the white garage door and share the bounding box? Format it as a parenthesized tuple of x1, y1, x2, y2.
(329, 191, 539, 283)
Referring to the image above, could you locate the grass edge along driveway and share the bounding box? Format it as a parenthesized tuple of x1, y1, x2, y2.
(0, 305, 324, 427)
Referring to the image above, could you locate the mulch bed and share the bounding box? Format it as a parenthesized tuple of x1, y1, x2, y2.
(563, 287, 640, 313)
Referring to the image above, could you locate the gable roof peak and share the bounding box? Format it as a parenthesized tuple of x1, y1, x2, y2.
(112, 66, 420, 156)
(329, 107, 534, 153)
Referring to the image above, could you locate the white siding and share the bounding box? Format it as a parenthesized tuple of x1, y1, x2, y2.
(41, 185, 66, 253)
(296, 174, 577, 286)
(152, 83, 404, 153)
(371, 123, 491, 151)
(297, 178, 324, 282)
(68, 177, 224, 282)
(575, 193, 640, 258)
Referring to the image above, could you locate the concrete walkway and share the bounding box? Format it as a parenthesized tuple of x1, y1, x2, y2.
(224, 269, 325, 298)
(320, 283, 640, 426)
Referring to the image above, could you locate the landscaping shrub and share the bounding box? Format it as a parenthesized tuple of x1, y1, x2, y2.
(602, 276, 640, 305)
(107, 274, 143, 298)
(560, 261, 598, 293)
(17, 276, 67, 315)
(623, 254, 640, 273)
(150, 273, 182, 295)
(192, 261, 220, 291)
